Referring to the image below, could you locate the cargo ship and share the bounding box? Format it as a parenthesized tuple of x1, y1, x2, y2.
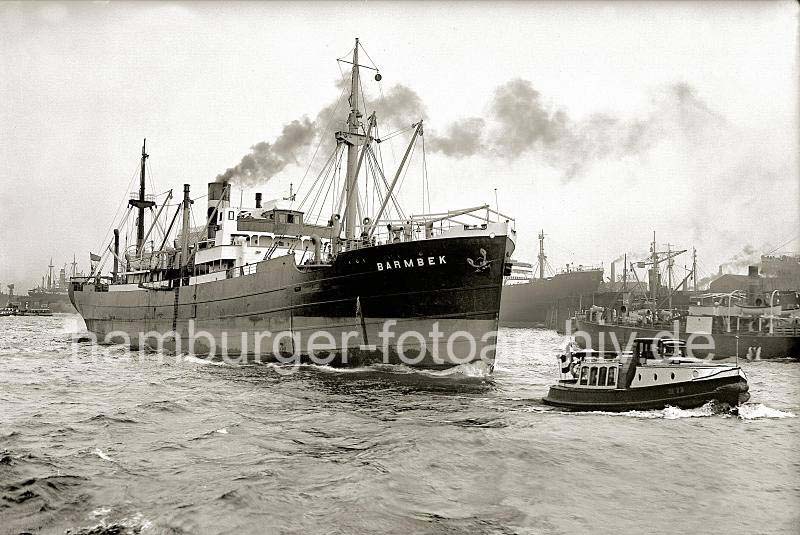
(500, 230, 603, 326)
(70, 39, 516, 371)
(24, 258, 80, 312)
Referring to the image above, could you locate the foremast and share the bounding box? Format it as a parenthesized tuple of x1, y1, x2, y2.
(129, 139, 156, 253)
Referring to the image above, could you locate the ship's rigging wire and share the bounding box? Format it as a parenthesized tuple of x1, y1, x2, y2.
(422, 133, 431, 214)
(293, 76, 349, 203)
(93, 161, 140, 262)
(357, 40, 380, 72)
(765, 233, 799, 255)
(365, 145, 405, 220)
(392, 136, 418, 206)
(303, 145, 342, 222)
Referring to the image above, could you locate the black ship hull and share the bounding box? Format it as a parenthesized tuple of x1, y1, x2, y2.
(500, 269, 603, 327)
(542, 376, 750, 411)
(71, 233, 512, 370)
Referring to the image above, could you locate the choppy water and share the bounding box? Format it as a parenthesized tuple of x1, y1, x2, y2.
(1, 315, 798, 534)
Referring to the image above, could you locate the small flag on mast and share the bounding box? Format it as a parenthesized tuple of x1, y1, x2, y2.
(90, 252, 101, 262)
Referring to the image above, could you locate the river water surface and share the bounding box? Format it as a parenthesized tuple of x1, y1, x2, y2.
(1, 314, 798, 534)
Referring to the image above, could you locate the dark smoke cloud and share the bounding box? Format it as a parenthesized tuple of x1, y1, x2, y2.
(216, 118, 315, 185)
(217, 77, 723, 185)
(217, 81, 426, 185)
(373, 84, 427, 130)
(423, 78, 724, 181)
(490, 79, 569, 156)
(427, 118, 485, 157)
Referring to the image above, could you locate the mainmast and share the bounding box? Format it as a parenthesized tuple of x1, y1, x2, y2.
(344, 38, 362, 244)
(129, 139, 156, 254)
(47, 257, 54, 290)
(537, 230, 547, 279)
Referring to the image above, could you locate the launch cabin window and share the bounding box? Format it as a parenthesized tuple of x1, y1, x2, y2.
(598, 367, 607, 386)
(579, 367, 589, 386)
(228, 211, 234, 220)
(607, 367, 617, 386)
(589, 366, 598, 386)
(287, 214, 295, 223)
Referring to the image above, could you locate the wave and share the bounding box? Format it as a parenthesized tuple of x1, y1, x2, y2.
(67, 511, 153, 535)
(92, 448, 115, 462)
(569, 402, 721, 419)
(82, 414, 138, 425)
(182, 354, 227, 366)
(737, 403, 796, 419)
(565, 401, 796, 420)
(190, 426, 235, 441)
(136, 399, 189, 413)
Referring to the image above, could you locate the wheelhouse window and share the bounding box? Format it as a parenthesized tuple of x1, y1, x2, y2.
(287, 214, 295, 224)
(228, 210, 234, 220)
(607, 366, 617, 386)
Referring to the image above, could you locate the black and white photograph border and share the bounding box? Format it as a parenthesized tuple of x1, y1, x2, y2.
(1, 2, 798, 534)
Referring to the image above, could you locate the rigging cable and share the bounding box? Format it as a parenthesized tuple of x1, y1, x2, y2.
(94, 161, 140, 260)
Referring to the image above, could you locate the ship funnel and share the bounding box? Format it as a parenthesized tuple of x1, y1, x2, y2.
(255, 192, 262, 209)
(747, 265, 762, 306)
(207, 181, 230, 240)
(208, 181, 230, 202)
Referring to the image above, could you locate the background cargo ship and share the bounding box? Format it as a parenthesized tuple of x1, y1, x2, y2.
(1, 259, 82, 313)
(70, 39, 516, 370)
(500, 231, 603, 327)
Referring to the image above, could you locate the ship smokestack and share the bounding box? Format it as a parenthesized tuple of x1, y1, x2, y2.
(610, 261, 616, 284)
(255, 192, 262, 209)
(207, 181, 230, 240)
(113, 229, 120, 280)
(747, 265, 763, 306)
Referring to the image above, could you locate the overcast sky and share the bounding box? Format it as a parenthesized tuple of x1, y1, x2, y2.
(1, 1, 798, 290)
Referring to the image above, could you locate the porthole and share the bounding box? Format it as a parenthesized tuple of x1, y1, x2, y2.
(692, 370, 699, 378)
(671, 373, 675, 380)
(653, 373, 658, 381)
(637, 373, 641, 381)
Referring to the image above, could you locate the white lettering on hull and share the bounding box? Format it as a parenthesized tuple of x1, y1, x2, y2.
(377, 255, 447, 271)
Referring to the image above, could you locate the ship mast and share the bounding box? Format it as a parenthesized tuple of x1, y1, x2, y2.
(537, 230, 547, 279)
(129, 139, 156, 254)
(343, 38, 362, 245)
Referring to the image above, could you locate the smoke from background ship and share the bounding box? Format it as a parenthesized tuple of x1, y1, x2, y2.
(217, 78, 725, 185)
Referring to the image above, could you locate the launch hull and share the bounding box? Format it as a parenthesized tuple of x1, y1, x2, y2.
(70, 233, 512, 370)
